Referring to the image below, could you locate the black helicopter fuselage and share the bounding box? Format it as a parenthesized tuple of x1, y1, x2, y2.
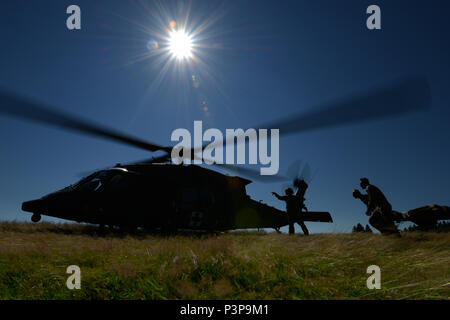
(21, 163, 296, 231)
(1, 77, 429, 232)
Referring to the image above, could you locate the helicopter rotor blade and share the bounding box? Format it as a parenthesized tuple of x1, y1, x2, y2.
(194, 75, 431, 154)
(257, 75, 431, 136)
(285, 159, 313, 185)
(286, 160, 302, 180)
(0, 89, 172, 154)
(2, 75, 429, 185)
(76, 153, 172, 177)
(124, 153, 172, 166)
(188, 152, 287, 183)
(211, 162, 290, 183)
(300, 162, 312, 184)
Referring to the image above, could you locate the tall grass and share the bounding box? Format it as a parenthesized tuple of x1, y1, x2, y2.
(0, 222, 448, 299)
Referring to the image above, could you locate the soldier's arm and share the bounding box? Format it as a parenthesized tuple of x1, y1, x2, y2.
(360, 194, 369, 205)
(272, 192, 285, 201)
(353, 189, 369, 205)
(366, 186, 377, 212)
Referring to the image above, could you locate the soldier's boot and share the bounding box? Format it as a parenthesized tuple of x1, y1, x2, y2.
(380, 223, 400, 236)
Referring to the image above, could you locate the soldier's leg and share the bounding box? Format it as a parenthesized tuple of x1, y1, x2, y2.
(382, 206, 400, 235)
(297, 220, 309, 236)
(368, 210, 385, 233)
(288, 222, 295, 235)
(287, 215, 295, 234)
(369, 210, 399, 235)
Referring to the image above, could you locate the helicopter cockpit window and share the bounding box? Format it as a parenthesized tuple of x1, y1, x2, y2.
(76, 171, 120, 192)
(104, 174, 131, 192)
(83, 178, 102, 191)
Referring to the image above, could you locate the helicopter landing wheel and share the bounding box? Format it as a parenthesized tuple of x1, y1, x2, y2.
(31, 213, 41, 223)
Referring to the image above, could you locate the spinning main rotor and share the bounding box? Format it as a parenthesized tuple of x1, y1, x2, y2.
(0, 76, 431, 182)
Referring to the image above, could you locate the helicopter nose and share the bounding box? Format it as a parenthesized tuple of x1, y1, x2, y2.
(22, 199, 45, 213)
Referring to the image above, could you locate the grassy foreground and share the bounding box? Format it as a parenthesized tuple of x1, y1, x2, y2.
(0, 222, 448, 300)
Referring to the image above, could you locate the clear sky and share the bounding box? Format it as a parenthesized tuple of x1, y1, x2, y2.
(0, 0, 449, 233)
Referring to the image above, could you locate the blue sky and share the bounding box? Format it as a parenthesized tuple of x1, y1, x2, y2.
(0, 0, 449, 233)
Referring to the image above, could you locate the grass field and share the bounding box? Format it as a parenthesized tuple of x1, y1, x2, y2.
(0, 222, 448, 300)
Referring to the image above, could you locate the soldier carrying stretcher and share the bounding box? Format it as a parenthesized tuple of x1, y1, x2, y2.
(353, 177, 400, 235)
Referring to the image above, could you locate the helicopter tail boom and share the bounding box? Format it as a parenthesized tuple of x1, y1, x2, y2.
(300, 211, 333, 223)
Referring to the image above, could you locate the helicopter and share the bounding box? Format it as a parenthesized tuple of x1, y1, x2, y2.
(0, 76, 435, 232)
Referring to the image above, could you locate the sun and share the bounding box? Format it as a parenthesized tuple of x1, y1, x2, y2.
(168, 29, 193, 60)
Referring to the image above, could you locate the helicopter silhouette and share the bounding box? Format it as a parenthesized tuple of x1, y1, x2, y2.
(0, 76, 433, 232)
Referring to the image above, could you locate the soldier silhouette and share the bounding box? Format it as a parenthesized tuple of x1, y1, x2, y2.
(352, 178, 399, 235)
(272, 179, 309, 235)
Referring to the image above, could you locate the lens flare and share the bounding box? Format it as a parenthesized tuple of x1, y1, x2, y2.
(146, 39, 159, 51)
(168, 30, 192, 59)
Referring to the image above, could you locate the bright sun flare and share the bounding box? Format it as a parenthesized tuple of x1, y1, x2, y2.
(169, 30, 192, 59)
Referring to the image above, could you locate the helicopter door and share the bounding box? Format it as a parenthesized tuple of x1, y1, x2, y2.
(177, 187, 203, 228)
(181, 187, 197, 204)
(178, 187, 198, 212)
(177, 187, 216, 229)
